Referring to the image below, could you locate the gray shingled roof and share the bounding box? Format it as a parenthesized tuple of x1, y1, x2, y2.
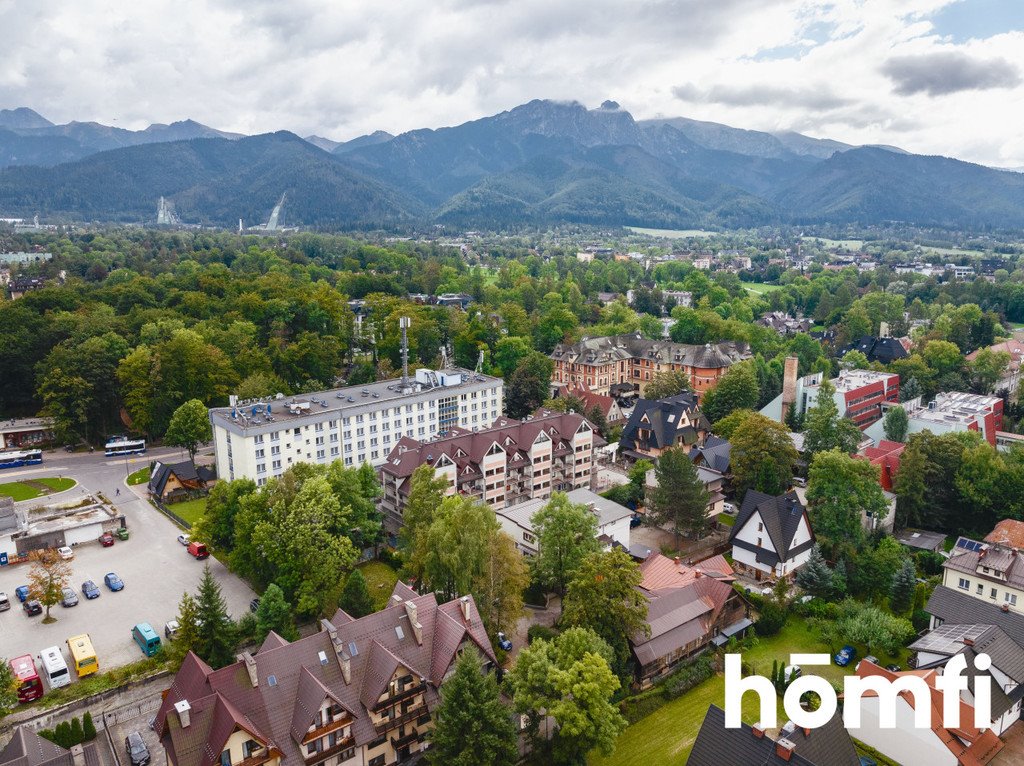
(620, 393, 710, 454)
(926, 585, 1024, 648)
(729, 490, 813, 568)
(687, 706, 859, 766)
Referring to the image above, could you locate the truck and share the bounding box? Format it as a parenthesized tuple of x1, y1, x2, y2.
(187, 541, 209, 560)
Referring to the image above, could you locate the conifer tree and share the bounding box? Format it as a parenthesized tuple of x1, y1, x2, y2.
(194, 566, 236, 668)
(795, 544, 834, 598)
(646, 448, 711, 545)
(428, 649, 518, 766)
(890, 559, 917, 615)
(82, 712, 96, 741)
(338, 569, 375, 618)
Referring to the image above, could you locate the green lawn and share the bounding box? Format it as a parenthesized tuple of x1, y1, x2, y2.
(717, 513, 735, 527)
(741, 281, 785, 295)
(171, 497, 207, 526)
(590, 615, 908, 766)
(0, 477, 76, 501)
(127, 467, 150, 486)
(358, 560, 401, 610)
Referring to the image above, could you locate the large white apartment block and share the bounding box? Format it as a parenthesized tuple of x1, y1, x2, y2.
(210, 368, 503, 485)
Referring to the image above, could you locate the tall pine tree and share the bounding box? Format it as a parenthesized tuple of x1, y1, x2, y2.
(194, 566, 236, 668)
(646, 448, 711, 545)
(339, 569, 375, 618)
(795, 544, 834, 598)
(890, 559, 917, 615)
(428, 649, 518, 766)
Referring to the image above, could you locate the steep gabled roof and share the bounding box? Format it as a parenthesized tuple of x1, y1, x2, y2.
(620, 393, 708, 453)
(688, 705, 859, 766)
(691, 435, 731, 474)
(730, 490, 813, 566)
(925, 585, 1024, 651)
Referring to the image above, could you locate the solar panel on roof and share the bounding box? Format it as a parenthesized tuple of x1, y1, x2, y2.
(267, 674, 278, 686)
(957, 539, 985, 552)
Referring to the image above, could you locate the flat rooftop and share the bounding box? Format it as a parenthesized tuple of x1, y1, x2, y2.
(912, 391, 1001, 426)
(210, 368, 501, 433)
(809, 369, 897, 394)
(0, 417, 53, 435)
(496, 488, 632, 530)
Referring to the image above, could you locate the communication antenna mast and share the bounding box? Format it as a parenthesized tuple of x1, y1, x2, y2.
(400, 316, 411, 391)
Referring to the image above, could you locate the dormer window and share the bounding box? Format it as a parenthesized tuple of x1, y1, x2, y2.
(220, 751, 232, 766)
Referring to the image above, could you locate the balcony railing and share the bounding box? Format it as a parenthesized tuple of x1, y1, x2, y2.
(374, 703, 428, 733)
(301, 716, 353, 744)
(372, 681, 426, 712)
(303, 737, 355, 765)
(236, 747, 276, 766)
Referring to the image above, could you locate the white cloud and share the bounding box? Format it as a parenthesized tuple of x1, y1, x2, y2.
(0, 0, 1022, 166)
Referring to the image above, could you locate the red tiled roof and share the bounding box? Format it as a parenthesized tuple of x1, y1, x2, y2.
(852, 662, 1004, 766)
(985, 519, 1024, 550)
(639, 552, 734, 592)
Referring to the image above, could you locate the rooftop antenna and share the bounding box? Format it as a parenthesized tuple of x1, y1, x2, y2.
(400, 316, 411, 391)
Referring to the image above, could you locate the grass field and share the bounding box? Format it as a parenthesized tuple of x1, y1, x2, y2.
(357, 560, 400, 609)
(171, 497, 207, 526)
(590, 616, 909, 766)
(627, 227, 717, 239)
(127, 467, 150, 486)
(741, 281, 785, 294)
(0, 477, 76, 501)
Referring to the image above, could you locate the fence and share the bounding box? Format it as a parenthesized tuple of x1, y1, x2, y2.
(149, 497, 191, 529)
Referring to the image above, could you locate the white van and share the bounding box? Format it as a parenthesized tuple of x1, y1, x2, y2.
(38, 646, 71, 689)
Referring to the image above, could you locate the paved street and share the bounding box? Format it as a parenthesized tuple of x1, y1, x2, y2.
(0, 447, 255, 673)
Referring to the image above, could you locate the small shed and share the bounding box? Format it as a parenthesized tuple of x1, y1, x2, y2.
(895, 529, 947, 553)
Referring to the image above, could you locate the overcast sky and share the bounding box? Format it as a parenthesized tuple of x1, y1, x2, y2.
(2, 0, 1023, 167)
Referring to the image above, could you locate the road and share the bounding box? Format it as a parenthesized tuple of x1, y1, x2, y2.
(0, 447, 255, 672)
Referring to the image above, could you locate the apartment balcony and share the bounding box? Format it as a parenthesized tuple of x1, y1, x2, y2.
(301, 716, 354, 744)
(236, 746, 277, 766)
(390, 729, 425, 750)
(302, 737, 355, 765)
(374, 702, 429, 733)
(372, 682, 426, 712)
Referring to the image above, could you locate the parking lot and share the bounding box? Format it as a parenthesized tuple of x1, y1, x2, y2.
(0, 451, 255, 676)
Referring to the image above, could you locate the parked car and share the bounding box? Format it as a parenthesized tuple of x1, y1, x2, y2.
(115, 527, 129, 541)
(125, 732, 151, 766)
(61, 587, 79, 607)
(82, 580, 101, 599)
(629, 514, 642, 528)
(885, 664, 902, 673)
(497, 632, 513, 651)
(177, 534, 190, 546)
(792, 477, 807, 488)
(857, 655, 879, 671)
(187, 541, 210, 560)
(14, 585, 29, 602)
(249, 598, 260, 613)
(164, 620, 180, 640)
(834, 645, 857, 667)
(98, 532, 115, 547)
(0, 592, 9, 611)
(723, 502, 736, 514)
(23, 600, 42, 616)
(57, 546, 74, 560)
(104, 572, 125, 591)
(784, 665, 802, 684)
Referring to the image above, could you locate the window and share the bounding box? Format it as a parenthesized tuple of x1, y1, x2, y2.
(255, 448, 265, 458)
(958, 578, 970, 590)
(271, 459, 281, 470)
(339, 747, 355, 762)
(991, 588, 998, 600)
(306, 741, 320, 755)
(254, 434, 264, 444)
(242, 741, 259, 759)
(256, 463, 266, 474)
(757, 522, 763, 532)
(757, 537, 763, 548)
(1007, 593, 1018, 606)
(368, 757, 386, 766)
(220, 751, 231, 766)
(977, 584, 984, 595)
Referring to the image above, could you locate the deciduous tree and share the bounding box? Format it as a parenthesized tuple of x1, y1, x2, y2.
(730, 413, 798, 497)
(164, 398, 213, 468)
(256, 583, 297, 642)
(803, 378, 860, 456)
(531, 493, 600, 596)
(643, 370, 692, 400)
(27, 549, 72, 622)
(883, 405, 908, 443)
(701, 362, 760, 423)
(806, 450, 886, 553)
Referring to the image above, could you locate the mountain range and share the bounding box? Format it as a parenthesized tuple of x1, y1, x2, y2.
(1, 101, 1023, 230)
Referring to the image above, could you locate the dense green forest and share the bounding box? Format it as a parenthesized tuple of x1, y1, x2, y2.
(1, 227, 1022, 450)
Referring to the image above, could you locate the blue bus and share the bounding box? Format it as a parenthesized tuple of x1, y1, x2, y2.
(0, 450, 43, 470)
(104, 438, 146, 458)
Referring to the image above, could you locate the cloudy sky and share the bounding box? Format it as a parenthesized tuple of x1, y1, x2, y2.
(2, 0, 1023, 166)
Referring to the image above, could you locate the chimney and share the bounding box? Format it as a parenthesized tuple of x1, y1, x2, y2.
(781, 356, 799, 422)
(239, 652, 258, 688)
(751, 723, 765, 739)
(963, 637, 975, 647)
(1002, 603, 1011, 613)
(673, 556, 681, 566)
(694, 570, 702, 579)
(775, 738, 797, 762)
(404, 600, 424, 645)
(460, 595, 471, 621)
(174, 700, 192, 729)
(321, 619, 352, 684)
(70, 746, 85, 766)
(391, 594, 404, 606)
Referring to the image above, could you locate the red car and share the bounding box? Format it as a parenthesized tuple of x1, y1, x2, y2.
(98, 532, 115, 547)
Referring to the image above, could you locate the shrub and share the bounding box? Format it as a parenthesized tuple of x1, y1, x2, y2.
(523, 581, 547, 608)
(527, 624, 558, 644)
(376, 548, 404, 570)
(755, 600, 788, 637)
(912, 609, 932, 633)
(618, 655, 714, 723)
(83, 712, 96, 741)
(916, 551, 946, 577)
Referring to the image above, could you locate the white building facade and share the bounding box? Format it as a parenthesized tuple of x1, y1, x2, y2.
(211, 368, 503, 484)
